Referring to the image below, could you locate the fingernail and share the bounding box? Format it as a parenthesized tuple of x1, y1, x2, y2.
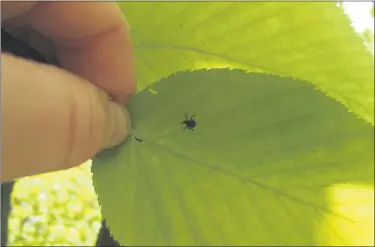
(102, 103, 131, 150)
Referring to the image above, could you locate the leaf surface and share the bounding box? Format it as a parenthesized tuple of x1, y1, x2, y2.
(119, 2, 374, 124)
(92, 70, 374, 246)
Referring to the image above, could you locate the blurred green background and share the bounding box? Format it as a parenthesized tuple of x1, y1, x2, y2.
(7, 161, 102, 246)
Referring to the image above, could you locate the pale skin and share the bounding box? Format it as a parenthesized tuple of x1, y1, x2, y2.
(1, 2, 136, 182)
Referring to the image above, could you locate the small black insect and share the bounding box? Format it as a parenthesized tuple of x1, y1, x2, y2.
(181, 114, 197, 131)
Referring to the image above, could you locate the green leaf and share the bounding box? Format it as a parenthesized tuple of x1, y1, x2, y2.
(119, 2, 374, 124)
(93, 2, 374, 245)
(362, 32, 374, 56)
(92, 70, 374, 246)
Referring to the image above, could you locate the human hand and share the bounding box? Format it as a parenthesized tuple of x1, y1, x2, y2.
(1, 2, 135, 182)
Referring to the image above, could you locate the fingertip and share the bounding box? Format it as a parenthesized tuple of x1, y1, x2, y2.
(25, 2, 137, 104)
(54, 24, 137, 104)
(101, 103, 132, 150)
(1, 54, 133, 181)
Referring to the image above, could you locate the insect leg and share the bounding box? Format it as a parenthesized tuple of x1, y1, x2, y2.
(133, 136, 143, 142)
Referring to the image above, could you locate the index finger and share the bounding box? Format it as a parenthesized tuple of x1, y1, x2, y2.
(7, 2, 136, 103)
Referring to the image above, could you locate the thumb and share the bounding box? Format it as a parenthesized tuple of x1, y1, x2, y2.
(1, 53, 131, 182)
